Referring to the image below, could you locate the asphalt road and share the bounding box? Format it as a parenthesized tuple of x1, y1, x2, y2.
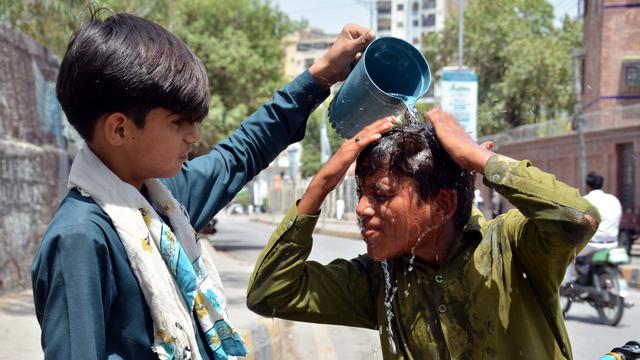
(211, 213, 640, 359)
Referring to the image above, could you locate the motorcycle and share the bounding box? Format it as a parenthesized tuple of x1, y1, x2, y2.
(560, 247, 634, 326)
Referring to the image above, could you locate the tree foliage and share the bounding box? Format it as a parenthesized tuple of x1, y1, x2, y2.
(300, 106, 343, 178)
(422, 0, 582, 136)
(1, 0, 301, 154)
(177, 0, 304, 153)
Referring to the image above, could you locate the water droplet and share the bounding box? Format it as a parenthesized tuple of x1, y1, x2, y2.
(522, 272, 527, 279)
(404, 289, 409, 297)
(381, 260, 398, 355)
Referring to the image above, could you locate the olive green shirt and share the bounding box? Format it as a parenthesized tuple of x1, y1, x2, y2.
(247, 155, 599, 359)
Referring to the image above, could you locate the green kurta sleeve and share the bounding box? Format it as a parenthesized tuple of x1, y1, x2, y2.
(483, 154, 600, 296)
(246, 203, 377, 329)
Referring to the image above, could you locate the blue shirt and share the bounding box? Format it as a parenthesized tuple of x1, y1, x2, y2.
(31, 70, 327, 359)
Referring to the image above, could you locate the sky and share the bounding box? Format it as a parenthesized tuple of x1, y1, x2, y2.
(273, 0, 581, 34)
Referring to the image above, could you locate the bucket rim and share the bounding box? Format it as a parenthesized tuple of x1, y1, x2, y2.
(361, 37, 432, 101)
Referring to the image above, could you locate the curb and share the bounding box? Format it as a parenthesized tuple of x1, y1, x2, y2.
(621, 265, 640, 289)
(250, 217, 361, 240)
(237, 318, 282, 360)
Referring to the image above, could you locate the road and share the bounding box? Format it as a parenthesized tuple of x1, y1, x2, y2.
(211, 214, 640, 359)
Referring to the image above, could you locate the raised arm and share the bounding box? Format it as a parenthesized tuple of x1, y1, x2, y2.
(427, 108, 599, 294)
(163, 24, 376, 230)
(246, 117, 396, 327)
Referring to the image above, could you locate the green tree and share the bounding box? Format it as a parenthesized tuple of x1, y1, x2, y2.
(1, 0, 301, 155)
(0, 0, 170, 56)
(176, 0, 304, 153)
(300, 106, 343, 178)
(422, 0, 582, 136)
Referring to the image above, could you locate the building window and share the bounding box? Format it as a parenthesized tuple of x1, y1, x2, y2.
(413, 1, 420, 11)
(422, 13, 435, 27)
(397, 21, 404, 28)
(625, 65, 640, 88)
(422, 0, 436, 9)
(378, 18, 391, 31)
(377, 1, 391, 15)
(397, 3, 404, 11)
(413, 19, 419, 27)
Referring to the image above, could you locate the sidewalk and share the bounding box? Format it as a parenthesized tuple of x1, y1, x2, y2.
(0, 242, 281, 360)
(250, 213, 640, 290)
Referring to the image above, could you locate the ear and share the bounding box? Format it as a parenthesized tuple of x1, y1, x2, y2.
(431, 189, 457, 226)
(102, 112, 136, 146)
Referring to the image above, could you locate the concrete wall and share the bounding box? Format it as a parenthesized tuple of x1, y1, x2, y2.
(0, 23, 69, 291)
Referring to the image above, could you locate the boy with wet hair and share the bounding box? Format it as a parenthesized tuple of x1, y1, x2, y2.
(32, 12, 375, 359)
(247, 110, 600, 359)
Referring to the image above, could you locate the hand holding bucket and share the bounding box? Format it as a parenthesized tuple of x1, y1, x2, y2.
(329, 37, 431, 139)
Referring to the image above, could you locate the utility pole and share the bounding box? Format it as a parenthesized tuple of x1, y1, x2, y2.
(572, 47, 586, 194)
(458, 0, 464, 67)
(358, 0, 376, 30)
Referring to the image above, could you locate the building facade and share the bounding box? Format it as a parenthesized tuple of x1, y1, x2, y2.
(282, 28, 337, 79)
(477, 0, 640, 219)
(581, 0, 640, 113)
(376, 0, 461, 48)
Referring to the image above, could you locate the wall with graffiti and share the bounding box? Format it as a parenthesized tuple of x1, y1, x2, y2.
(0, 24, 70, 291)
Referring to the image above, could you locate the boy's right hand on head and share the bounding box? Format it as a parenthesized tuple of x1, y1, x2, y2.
(297, 116, 398, 215)
(309, 24, 375, 90)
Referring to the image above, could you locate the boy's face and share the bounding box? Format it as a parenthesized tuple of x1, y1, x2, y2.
(124, 108, 200, 180)
(356, 169, 436, 261)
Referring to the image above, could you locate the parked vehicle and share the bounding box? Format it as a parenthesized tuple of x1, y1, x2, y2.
(202, 217, 218, 235)
(560, 247, 634, 326)
(619, 208, 640, 254)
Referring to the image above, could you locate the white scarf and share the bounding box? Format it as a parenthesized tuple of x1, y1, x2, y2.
(68, 146, 247, 359)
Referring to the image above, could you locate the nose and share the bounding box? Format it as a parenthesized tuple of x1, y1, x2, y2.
(356, 196, 375, 219)
(185, 123, 200, 144)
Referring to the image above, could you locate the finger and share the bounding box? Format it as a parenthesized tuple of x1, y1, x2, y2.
(343, 23, 372, 39)
(480, 141, 495, 151)
(357, 29, 375, 46)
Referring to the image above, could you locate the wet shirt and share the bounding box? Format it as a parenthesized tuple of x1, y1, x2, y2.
(247, 155, 599, 360)
(31, 70, 327, 360)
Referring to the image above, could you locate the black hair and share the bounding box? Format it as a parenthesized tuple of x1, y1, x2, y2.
(355, 122, 474, 230)
(586, 171, 604, 190)
(56, 11, 209, 141)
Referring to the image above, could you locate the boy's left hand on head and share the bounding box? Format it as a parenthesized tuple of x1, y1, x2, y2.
(426, 108, 495, 174)
(309, 24, 375, 90)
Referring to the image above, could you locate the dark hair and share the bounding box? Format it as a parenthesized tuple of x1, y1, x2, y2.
(355, 122, 474, 230)
(56, 12, 209, 141)
(586, 171, 604, 190)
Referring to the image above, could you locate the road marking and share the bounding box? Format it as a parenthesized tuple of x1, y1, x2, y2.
(312, 324, 338, 360)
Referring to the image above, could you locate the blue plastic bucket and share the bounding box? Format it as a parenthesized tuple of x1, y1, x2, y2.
(329, 37, 431, 138)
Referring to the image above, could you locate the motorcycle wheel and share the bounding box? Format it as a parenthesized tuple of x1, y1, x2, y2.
(595, 268, 624, 326)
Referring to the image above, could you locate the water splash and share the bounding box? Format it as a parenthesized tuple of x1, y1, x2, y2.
(404, 106, 420, 125)
(381, 260, 398, 355)
(407, 225, 437, 272)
